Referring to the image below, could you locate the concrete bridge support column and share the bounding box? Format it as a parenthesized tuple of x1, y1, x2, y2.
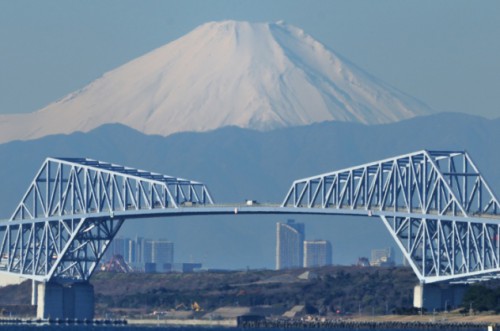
(31, 280, 38, 306)
(413, 283, 467, 312)
(36, 282, 94, 320)
(72, 282, 94, 320)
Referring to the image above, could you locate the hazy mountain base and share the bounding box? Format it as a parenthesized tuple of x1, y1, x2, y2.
(0, 112, 498, 269)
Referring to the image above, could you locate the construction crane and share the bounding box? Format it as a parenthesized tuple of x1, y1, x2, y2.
(191, 301, 202, 312)
(101, 254, 134, 273)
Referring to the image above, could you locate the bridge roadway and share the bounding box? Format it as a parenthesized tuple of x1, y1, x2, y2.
(1, 203, 497, 225)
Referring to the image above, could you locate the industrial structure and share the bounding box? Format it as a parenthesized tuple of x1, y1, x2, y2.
(370, 247, 395, 267)
(104, 236, 174, 272)
(0, 150, 499, 318)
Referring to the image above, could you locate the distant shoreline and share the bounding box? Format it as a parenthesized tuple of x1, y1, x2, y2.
(127, 314, 500, 329)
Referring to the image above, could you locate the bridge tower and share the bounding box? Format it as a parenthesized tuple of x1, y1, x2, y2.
(0, 157, 213, 319)
(282, 150, 500, 311)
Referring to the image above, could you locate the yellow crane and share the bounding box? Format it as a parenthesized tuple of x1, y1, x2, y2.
(191, 301, 202, 312)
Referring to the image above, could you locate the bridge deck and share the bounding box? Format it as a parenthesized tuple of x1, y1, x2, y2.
(2, 204, 499, 225)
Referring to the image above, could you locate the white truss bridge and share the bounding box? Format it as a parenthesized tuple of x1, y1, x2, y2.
(1, 150, 499, 286)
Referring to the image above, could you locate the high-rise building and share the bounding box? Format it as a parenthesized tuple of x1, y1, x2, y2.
(127, 239, 136, 265)
(153, 239, 174, 272)
(114, 237, 132, 262)
(128, 236, 147, 270)
(135, 236, 145, 265)
(143, 240, 154, 264)
(370, 247, 395, 267)
(303, 240, 332, 267)
(276, 220, 305, 270)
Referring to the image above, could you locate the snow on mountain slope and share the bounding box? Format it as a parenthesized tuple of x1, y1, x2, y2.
(0, 21, 433, 144)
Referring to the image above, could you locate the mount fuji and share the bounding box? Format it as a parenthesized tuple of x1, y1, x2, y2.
(0, 20, 433, 144)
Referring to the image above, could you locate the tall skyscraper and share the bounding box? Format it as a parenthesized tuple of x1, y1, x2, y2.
(153, 239, 174, 271)
(114, 237, 132, 262)
(143, 240, 154, 264)
(134, 236, 145, 265)
(303, 240, 332, 267)
(127, 239, 136, 265)
(276, 220, 305, 270)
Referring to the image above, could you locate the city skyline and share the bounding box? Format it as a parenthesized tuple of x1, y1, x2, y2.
(276, 220, 334, 270)
(104, 236, 174, 272)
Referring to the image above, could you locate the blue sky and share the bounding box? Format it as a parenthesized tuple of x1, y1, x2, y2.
(0, 0, 499, 118)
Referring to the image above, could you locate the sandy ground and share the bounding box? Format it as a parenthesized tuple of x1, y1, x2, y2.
(128, 313, 500, 327)
(350, 313, 500, 324)
(128, 318, 237, 327)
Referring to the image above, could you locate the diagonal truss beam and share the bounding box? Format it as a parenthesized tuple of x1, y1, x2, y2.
(380, 215, 500, 283)
(282, 150, 500, 283)
(282, 150, 500, 218)
(0, 217, 124, 282)
(1, 158, 215, 282)
(10, 157, 214, 221)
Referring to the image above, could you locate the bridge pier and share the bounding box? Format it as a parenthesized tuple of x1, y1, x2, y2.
(36, 281, 94, 320)
(413, 283, 466, 312)
(31, 280, 38, 306)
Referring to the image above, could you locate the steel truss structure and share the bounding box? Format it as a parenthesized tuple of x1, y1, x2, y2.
(0, 151, 499, 285)
(282, 150, 500, 283)
(0, 158, 213, 282)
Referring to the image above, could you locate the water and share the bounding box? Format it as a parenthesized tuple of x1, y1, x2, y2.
(0, 326, 486, 331)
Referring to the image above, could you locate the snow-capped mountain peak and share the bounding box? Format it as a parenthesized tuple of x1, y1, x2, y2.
(0, 20, 432, 144)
